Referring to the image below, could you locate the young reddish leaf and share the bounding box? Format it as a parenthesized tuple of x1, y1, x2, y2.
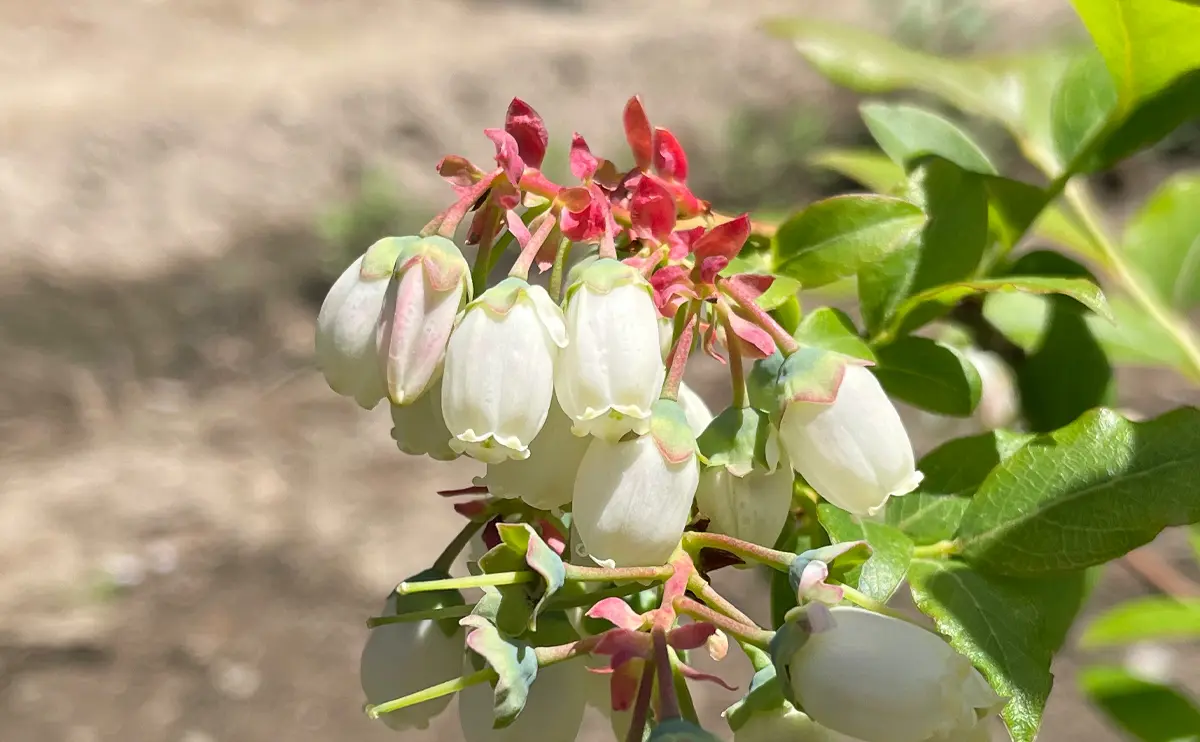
(558, 186, 593, 213)
(587, 598, 646, 631)
(668, 226, 706, 261)
(593, 159, 622, 189)
(561, 203, 604, 242)
(649, 264, 696, 315)
(698, 256, 731, 284)
(693, 215, 752, 261)
(453, 499, 489, 519)
(724, 273, 775, 302)
(491, 174, 521, 210)
(504, 98, 548, 169)
(623, 96, 654, 170)
(437, 155, 482, 192)
(506, 210, 532, 248)
(437, 484, 489, 497)
(570, 133, 599, 180)
(667, 622, 717, 650)
(630, 175, 676, 243)
(484, 128, 526, 187)
(702, 318, 725, 364)
(653, 127, 689, 181)
(728, 311, 777, 359)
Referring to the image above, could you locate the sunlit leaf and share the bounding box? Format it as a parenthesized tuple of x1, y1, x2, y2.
(1123, 171, 1200, 309)
(871, 336, 982, 417)
(1080, 665, 1200, 742)
(1082, 597, 1200, 647)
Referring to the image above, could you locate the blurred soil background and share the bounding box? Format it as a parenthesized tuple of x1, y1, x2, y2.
(1, 1, 1198, 741)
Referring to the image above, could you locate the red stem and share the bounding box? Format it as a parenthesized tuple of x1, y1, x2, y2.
(661, 305, 698, 401)
(652, 629, 681, 722)
(720, 276, 799, 355)
(425, 176, 496, 239)
(625, 659, 656, 742)
(509, 211, 559, 279)
(673, 596, 774, 648)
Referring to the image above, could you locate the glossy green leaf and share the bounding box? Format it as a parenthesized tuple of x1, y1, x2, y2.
(495, 523, 566, 630)
(817, 505, 913, 602)
(1123, 171, 1200, 309)
(1082, 597, 1200, 647)
(1018, 294, 1114, 432)
(808, 148, 906, 193)
(772, 195, 926, 288)
(858, 159, 989, 333)
(871, 336, 982, 417)
(1088, 70, 1200, 171)
(908, 560, 1087, 742)
(879, 275, 1111, 342)
(958, 407, 1200, 576)
(861, 103, 996, 174)
(792, 306, 875, 362)
(461, 614, 539, 728)
(1080, 665, 1200, 742)
(1051, 51, 1118, 166)
(887, 431, 1033, 545)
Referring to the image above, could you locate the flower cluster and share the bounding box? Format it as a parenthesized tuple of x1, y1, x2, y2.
(320, 97, 997, 742)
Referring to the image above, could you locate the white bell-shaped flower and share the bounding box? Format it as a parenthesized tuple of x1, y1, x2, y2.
(572, 399, 699, 567)
(315, 239, 406, 409)
(476, 397, 589, 510)
(697, 435, 793, 549)
(733, 704, 833, 742)
(379, 235, 471, 405)
(678, 382, 715, 436)
(359, 590, 464, 731)
(787, 607, 1003, 742)
(442, 277, 568, 464)
(390, 377, 457, 461)
(555, 259, 666, 442)
(458, 657, 589, 742)
(780, 364, 921, 516)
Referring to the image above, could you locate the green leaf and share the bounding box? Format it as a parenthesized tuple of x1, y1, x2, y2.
(908, 560, 1086, 742)
(697, 406, 774, 477)
(871, 336, 982, 417)
(817, 505, 913, 602)
(792, 307, 875, 362)
(772, 195, 926, 288)
(1123, 171, 1200, 309)
(1051, 51, 1118, 166)
(1080, 665, 1200, 742)
(808, 148, 906, 193)
(1082, 597, 1200, 647)
(858, 159, 990, 333)
(860, 103, 996, 174)
(461, 614, 539, 728)
(958, 407, 1200, 576)
(1089, 70, 1200, 171)
(879, 275, 1111, 342)
(887, 431, 1032, 545)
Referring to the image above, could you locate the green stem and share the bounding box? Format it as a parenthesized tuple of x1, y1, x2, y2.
(669, 649, 701, 725)
(911, 540, 961, 560)
(1064, 180, 1200, 382)
(469, 202, 502, 292)
(396, 571, 535, 595)
(687, 573, 759, 629)
(674, 597, 774, 649)
(433, 520, 484, 574)
(682, 531, 795, 571)
(366, 604, 473, 627)
(839, 585, 910, 621)
(564, 564, 674, 584)
(719, 304, 748, 408)
(549, 237, 572, 303)
(367, 668, 494, 719)
(739, 642, 773, 672)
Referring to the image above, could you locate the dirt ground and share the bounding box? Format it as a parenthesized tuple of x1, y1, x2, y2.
(1, 1, 1198, 741)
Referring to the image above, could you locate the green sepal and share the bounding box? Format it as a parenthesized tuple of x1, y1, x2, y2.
(786, 542, 872, 597)
(460, 614, 539, 729)
(650, 398, 698, 466)
(768, 603, 832, 706)
(778, 346, 868, 406)
(564, 257, 650, 302)
(697, 406, 776, 477)
(723, 665, 789, 732)
(394, 234, 473, 297)
(469, 276, 533, 316)
(747, 352, 787, 418)
(496, 523, 567, 631)
(360, 235, 420, 280)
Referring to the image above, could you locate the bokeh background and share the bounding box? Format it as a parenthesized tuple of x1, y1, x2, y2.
(2, 1, 1198, 741)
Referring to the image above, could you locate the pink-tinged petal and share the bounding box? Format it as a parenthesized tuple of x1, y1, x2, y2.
(558, 186, 592, 212)
(484, 128, 526, 186)
(665, 180, 709, 219)
(724, 273, 775, 302)
(593, 629, 652, 658)
(570, 133, 599, 180)
(587, 598, 646, 631)
(650, 265, 696, 314)
(667, 622, 717, 651)
(702, 319, 725, 364)
(652, 127, 689, 181)
(630, 176, 676, 243)
(610, 658, 645, 711)
(692, 215, 752, 262)
(506, 210, 532, 247)
(504, 98, 548, 169)
(491, 171, 522, 210)
(707, 629, 729, 661)
(437, 155, 482, 193)
(797, 560, 844, 605)
(698, 255, 730, 284)
(727, 311, 777, 359)
(623, 96, 654, 170)
(677, 663, 738, 691)
(560, 202, 605, 242)
(662, 553, 693, 607)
